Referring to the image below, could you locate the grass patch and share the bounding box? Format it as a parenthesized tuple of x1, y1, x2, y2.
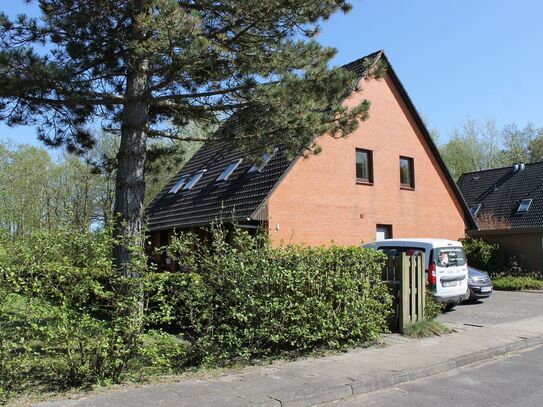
(492, 276, 543, 291)
(403, 319, 450, 338)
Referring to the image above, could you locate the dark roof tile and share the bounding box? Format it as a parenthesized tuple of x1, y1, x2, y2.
(457, 162, 543, 229)
(145, 142, 292, 231)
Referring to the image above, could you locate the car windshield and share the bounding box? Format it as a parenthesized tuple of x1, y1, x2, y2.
(434, 247, 466, 267)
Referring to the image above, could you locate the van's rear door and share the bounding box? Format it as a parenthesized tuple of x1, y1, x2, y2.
(434, 247, 468, 297)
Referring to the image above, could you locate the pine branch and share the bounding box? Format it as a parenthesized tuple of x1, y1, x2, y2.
(6, 94, 125, 107)
(151, 85, 252, 101)
(147, 129, 211, 142)
(152, 100, 249, 112)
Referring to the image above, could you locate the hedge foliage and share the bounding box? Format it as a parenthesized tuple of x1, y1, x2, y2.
(156, 228, 392, 363)
(461, 237, 502, 274)
(0, 226, 392, 401)
(0, 229, 153, 401)
(461, 237, 537, 278)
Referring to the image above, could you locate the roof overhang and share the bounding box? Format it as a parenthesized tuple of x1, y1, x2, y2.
(468, 227, 543, 236)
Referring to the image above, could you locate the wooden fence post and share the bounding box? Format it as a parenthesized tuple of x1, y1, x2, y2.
(398, 253, 426, 332)
(400, 253, 410, 330)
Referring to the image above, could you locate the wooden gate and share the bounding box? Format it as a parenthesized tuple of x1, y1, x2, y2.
(382, 253, 425, 332)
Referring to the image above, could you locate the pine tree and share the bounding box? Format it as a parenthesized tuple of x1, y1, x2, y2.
(0, 0, 373, 273)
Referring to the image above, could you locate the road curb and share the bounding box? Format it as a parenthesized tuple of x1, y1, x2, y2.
(297, 334, 543, 407)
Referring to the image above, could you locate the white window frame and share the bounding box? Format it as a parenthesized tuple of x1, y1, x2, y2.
(216, 158, 243, 182)
(248, 148, 278, 174)
(183, 170, 207, 191)
(517, 199, 532, 213)
(470, 204, 482, 216)
(169, 175, 189, 194)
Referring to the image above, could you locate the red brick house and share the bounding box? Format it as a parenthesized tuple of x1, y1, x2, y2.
(146, 51, 476, 253)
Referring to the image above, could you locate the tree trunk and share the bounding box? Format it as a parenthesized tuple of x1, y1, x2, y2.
(113, 58, 149, 275)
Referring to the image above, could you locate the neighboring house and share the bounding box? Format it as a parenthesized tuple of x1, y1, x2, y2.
(146, 50, 475, 264)
(458, 162, 543, 273)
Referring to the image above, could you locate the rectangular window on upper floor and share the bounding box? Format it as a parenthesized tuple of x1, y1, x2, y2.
(400, 156, 415, 189)
(356, 148, 373, 184)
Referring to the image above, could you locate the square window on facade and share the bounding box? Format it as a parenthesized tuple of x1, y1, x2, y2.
(356, 149, 373, 183)
(400, 156, 415, 188)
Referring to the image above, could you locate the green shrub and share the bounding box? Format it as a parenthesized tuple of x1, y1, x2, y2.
(137, 330, 188, 375)
(143, 272, 208, 335)
(492, 276, 543, 291)
(165, 227, 392, 364)
(424, 286, 444, 320)
(0, 228, 184, 399)
(403, 319, 449, 338)
(461, 237, 503, 275)
(0, 225, 392, 399)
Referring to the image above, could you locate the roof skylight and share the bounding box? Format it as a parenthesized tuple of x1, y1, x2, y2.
(517, 199, 532, 213)
(469, 204, 481, 216)
(216, 159, 243, 182)
(183, 170, 207, 191)
(248, 148, 278, 174)
(169, 175, 189, 194)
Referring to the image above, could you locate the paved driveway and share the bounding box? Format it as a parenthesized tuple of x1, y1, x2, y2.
(439, 290, 543, 327)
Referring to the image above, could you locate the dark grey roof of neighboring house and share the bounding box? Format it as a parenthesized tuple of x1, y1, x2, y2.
(146, 50, 476, 232)
(457, 162, 543, 229)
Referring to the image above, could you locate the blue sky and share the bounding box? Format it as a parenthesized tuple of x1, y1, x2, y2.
(1, 0, 542, 148)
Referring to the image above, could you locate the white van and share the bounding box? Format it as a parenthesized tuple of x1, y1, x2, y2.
(364, 238, 469, 305)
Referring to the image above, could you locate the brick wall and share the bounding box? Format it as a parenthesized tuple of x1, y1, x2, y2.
(267, 72, 468, 246)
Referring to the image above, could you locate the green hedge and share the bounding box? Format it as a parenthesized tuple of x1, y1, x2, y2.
(461, 237, 503, 274)
(492, 276, 543, 291)
(461, 237, 538, 278)
(0, 226, 392, 400)
(154, 228, 392, 363)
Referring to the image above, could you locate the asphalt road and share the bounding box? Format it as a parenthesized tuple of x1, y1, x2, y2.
(439, 290, 543, 327)
(329, 344, 543, 407)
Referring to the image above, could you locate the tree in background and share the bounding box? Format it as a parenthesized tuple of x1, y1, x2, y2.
(0, 141, 98, 236)
(529, 136, 543, 163)
(0, 0, 376, 272)
(0, 144, 52, 237)
(437, 119, 543, 180)
(498, 122, 541, 165)
(0, 136, 199, 237)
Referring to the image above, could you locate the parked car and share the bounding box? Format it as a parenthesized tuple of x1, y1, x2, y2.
(466, 266, 493, 300)
(364, 238, 470, 305)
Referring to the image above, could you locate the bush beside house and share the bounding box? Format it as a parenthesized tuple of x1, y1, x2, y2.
(461, 237, 503, 274)
(462, 237, 543, 290)
(0, 227, 392, 401)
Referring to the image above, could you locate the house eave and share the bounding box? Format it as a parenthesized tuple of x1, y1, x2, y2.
(467, 227, 543, 236)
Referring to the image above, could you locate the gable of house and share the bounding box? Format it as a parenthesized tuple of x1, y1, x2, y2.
(146, 51, 475, 239)
(264, 54, 475, 245)
(458, 162, 543, 229)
